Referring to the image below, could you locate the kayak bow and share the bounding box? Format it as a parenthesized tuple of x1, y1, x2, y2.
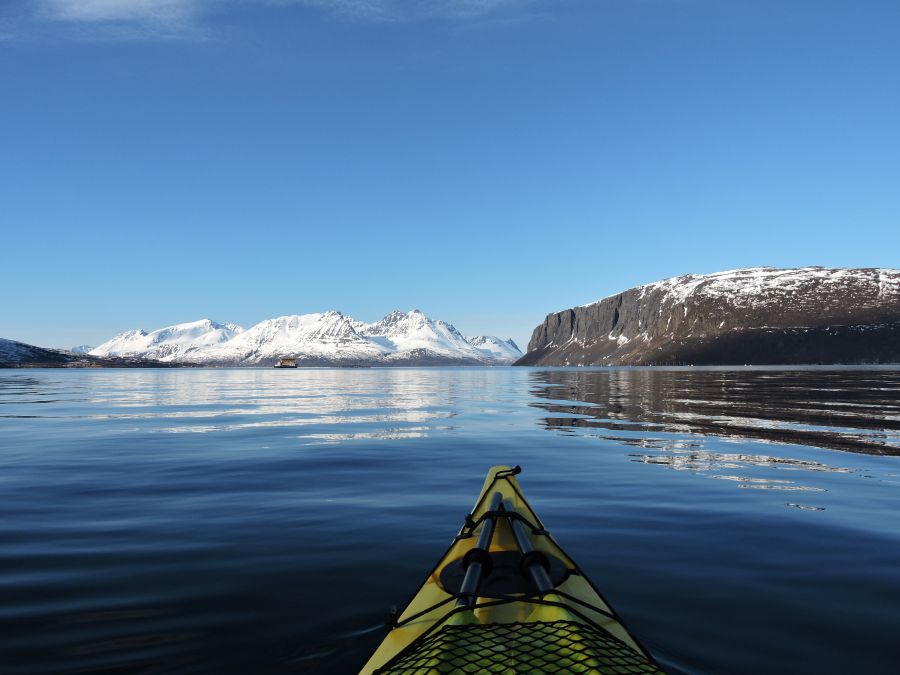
(361, 465, 664, 674)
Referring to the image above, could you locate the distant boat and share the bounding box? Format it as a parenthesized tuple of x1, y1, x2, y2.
(274, 357, 298, 369)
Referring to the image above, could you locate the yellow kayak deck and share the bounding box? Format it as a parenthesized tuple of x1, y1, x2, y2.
(361, 466, 665, 674)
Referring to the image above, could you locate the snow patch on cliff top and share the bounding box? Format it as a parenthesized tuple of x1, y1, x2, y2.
(584, 267, 900, 309)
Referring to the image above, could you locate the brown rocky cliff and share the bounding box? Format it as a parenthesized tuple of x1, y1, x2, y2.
(516, 267, 900, 366)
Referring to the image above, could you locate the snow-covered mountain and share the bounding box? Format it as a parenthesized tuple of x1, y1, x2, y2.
(90, 319, 244, 362)
(0, 338, 71, 366)
(196, 312, 386, 365)
(519, 267, 900, 366)
(90, 310, 522, 366)
(353, 309, 482, 360)
(467, 336, 522, 362)
(0, 338, 193, 368)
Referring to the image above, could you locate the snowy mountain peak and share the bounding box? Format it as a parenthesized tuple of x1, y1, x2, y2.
(369, 309, 407, 327)
(236, 313, 360, 341)
(354, 309, 477, 360)
(467, 335, 524, 362)
(90, 318, 245, 362)
(88, 309, 520, 366)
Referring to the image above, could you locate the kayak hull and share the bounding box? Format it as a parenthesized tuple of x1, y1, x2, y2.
(360, 465, 664, 674)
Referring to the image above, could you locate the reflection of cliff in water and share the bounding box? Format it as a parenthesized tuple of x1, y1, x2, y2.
(529, 368, 900, 457)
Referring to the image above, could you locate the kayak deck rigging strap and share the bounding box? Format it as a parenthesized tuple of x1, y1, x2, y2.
(389, 587, 620, 632)
(454, 466, 547, 541)
(456, 508, 548, 540)
(389, 465, 621, 632)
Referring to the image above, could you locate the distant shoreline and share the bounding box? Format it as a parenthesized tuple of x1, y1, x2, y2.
(4, 363, 899, 371)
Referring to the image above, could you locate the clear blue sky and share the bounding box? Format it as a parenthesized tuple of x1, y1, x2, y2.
(1, 0, 898, 350)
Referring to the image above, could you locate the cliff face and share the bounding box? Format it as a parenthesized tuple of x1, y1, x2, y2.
(516, 268, 900, 366)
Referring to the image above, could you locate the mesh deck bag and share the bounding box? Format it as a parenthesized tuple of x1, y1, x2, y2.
(374, 620, 665, 674)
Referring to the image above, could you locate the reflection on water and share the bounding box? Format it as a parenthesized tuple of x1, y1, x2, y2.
(1, 367, 899, 675)
(530, 368, 900, 456)
(633, 450, 847, 491)
(529, 368, 900, 507)
(0, 369, 467, 439)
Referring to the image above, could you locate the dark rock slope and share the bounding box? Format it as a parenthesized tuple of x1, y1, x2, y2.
(0, 338, 193, 368)
(516, 267, 900, 366)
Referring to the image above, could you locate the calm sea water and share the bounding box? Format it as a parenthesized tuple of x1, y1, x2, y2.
(1, 367, 899, 674)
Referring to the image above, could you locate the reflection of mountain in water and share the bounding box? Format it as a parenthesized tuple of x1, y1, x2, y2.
(529, 368, 900, 457)
(0, 370, 462, 442)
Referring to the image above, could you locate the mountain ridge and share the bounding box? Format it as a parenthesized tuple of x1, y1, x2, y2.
(0, 338, 198, 369)
(516, 267, 900, 366)
(90, 309, 522, 366)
